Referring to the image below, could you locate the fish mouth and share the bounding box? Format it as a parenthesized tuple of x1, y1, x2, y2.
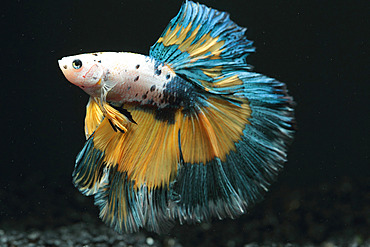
(58, 59, 69, 79)
(58, 58, 79, 86)
(58, 59, 68, 71)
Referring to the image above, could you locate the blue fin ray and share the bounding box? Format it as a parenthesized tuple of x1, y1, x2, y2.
(73, 136, 107, 196)
(94, 166, 175, 233)
(74, 136, 176, 233)
(150, 1, 255, 94)
(170, 99, 294, 224)
(167, 72, 294, 224)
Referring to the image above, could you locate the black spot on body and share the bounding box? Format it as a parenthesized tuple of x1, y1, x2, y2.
(142, 94, 147, 99)
(134, 76, 139, 82)
(166, 74, 170, 80)
(135, 64, 140, 69)
(154, 60, 164, 76)
(155, 69, 162, 76)
(98, 60, 101, 63)
(127, 86, 131, 90)
(150, 85, 156, 92)
(92, 53, 98, 56)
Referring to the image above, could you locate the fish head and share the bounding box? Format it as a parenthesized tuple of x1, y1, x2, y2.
(58, 54, 104, 96)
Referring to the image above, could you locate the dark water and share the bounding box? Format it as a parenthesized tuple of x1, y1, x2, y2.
(1, 0, 368, 246)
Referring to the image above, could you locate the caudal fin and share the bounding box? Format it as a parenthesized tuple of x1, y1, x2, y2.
(150, 0, 295, 224)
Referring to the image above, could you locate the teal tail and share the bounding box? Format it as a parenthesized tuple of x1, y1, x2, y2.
(150, 0, 295, 224)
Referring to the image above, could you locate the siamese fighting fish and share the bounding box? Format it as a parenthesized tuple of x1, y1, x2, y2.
(58, 0, 295, 234)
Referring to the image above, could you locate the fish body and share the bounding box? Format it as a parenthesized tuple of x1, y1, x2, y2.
(59, 52, 184, 106)
(59, 1, 295, 234)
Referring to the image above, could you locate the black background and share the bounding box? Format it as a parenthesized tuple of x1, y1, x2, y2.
(1, 0, 368, 244)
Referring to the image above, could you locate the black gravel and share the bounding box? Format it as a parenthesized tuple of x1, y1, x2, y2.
(0, 177, 369, 247)
(0, 224, 159, 247)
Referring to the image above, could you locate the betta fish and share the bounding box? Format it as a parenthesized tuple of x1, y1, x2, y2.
(58, 0, 294, 234)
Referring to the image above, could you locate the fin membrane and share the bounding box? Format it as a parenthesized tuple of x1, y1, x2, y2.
(149, 0, 295, 225)
(84, 97, 133, 138)
(75, 91, 293, 232)
(74, 103, 183, 233)
(84, 97, 104, 138)
(171, 89, 294, 224)
(150, 0, 255, 94)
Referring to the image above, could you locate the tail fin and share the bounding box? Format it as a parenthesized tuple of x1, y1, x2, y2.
(150, 1, 295, 224)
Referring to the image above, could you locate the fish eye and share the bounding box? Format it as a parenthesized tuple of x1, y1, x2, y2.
(72, 59, 82, 69)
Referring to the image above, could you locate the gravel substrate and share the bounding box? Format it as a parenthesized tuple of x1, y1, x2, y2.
(0, 222, 368, 247)
(0, 177, 369, 247)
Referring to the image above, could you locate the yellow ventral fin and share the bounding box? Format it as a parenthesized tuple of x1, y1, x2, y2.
(85, 97, 131, 139)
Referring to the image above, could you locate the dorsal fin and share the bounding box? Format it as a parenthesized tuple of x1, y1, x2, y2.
(149, 1, 255, 95)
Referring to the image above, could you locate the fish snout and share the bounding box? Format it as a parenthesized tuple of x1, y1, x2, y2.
(58, 58, 68, 71)
(58, 58, 81, 85)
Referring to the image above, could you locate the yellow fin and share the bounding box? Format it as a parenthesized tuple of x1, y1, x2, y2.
(180, 97, 251, 164)
(85, 97, 104, 138)
(103, 103, 129, 133)
(85, 97, 131, 139)
(92, 105, 181, 189)
(88, 96, 250, 188)
(78, 97, 252, 233)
